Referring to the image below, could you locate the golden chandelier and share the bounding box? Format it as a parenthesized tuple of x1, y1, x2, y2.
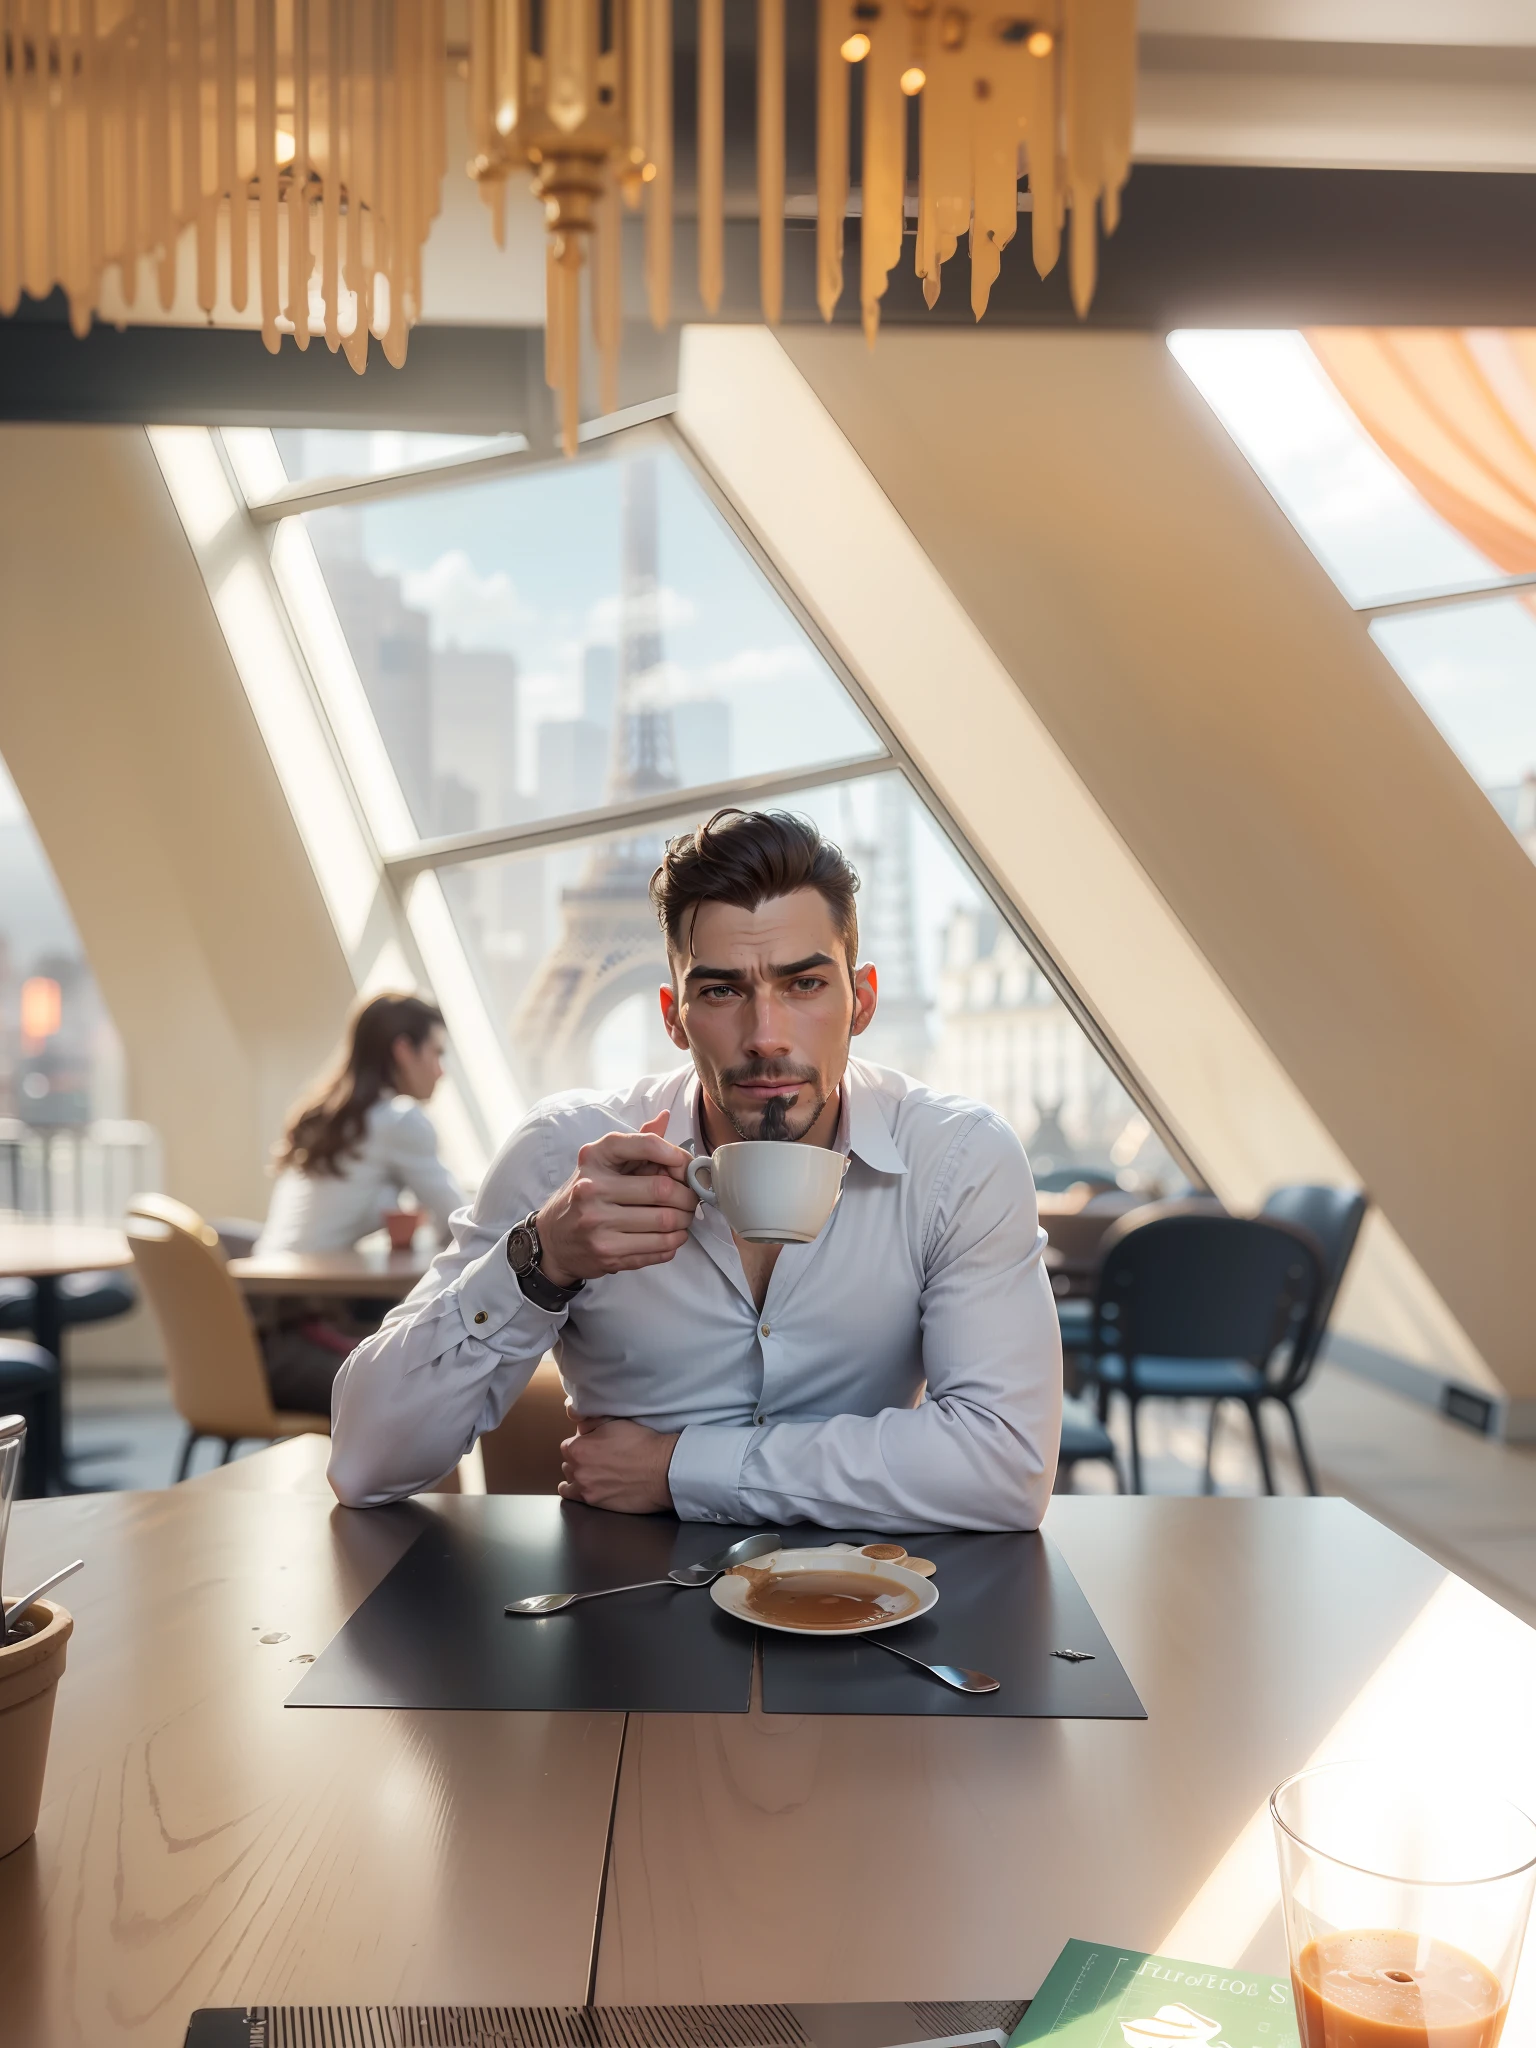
(0, 0, 1135, 450)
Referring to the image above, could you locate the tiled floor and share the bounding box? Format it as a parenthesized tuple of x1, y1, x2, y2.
(61, 1359, 1536, 1627)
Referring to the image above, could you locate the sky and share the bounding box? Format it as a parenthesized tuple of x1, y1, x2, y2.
(291, 350, 1536, 813)
(300, 439, 878, 802)
(1168, 330, 1536, 795)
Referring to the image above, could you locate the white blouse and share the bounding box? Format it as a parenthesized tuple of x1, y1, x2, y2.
(255, 1099, 465, 1255)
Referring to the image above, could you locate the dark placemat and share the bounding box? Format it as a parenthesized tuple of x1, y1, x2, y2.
(184, 2002, 1031, 2048)
(758, 1529, 1145, 1719)
(288, 1496, 764, 1714)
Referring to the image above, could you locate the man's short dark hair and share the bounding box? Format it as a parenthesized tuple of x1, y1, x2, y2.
(651, 809, 861, 975)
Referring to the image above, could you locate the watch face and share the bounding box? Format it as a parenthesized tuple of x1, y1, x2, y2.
(508, 1224, 537, 1274)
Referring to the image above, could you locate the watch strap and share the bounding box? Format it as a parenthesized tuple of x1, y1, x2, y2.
(510, 1212, 584, 1312)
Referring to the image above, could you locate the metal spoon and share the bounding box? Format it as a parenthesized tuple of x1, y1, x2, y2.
(865, 1631, 1000, 1694)
(505, 1530, 781, 1616)
(2, 1558, 84, 1644)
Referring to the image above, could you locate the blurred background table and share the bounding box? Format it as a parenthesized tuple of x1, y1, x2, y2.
(227, 1245, 430, 1300)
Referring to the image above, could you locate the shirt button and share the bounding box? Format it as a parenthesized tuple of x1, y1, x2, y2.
(474, 1311, 488, 1324)
(754, 1412, 765, 1425)
(760, 1322, 770, 1337)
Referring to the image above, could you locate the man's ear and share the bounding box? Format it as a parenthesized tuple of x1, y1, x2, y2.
(659, 982, 690, 1051)
(850, 963, 878, 1038)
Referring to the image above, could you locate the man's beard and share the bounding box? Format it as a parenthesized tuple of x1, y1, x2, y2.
(718, 1060, 828, 1143)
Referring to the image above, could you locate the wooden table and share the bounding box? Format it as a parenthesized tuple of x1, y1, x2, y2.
(7, 1443, 1536, 2044)
(227, 1246, 431, 1299)
(1, 1462, 625, 2043)
(0, 1222, 133, 1492)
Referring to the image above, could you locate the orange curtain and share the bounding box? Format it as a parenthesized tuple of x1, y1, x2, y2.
(1304, 330, 1536, 576)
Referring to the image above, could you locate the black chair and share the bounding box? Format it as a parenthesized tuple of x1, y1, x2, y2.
(1253, 1183, 1368, 1490)
(1076, 1204, 1325, 1495)
(1057, 1394, 1123, 1491)
(0, 1269, 138, 1334)
(0, 1340, 61, 1497)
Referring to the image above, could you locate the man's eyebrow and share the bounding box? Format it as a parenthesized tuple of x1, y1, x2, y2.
(683, 952, 836, 985)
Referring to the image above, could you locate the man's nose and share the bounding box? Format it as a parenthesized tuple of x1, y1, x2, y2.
(741, 992, 792, 1056)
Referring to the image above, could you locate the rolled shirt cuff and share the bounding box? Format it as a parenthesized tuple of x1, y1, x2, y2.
(450, 1232, 571, 1342)
(667, 1422, 755, 1523)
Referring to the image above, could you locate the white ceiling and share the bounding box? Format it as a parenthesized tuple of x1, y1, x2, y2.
(1141, 2, 1536, 46)
(1140, 3, 1536, 168)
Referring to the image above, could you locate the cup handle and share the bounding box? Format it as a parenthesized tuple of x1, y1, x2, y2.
(685, 1156, 717, 1206)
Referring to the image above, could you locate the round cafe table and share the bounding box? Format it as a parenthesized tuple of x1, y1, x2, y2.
(0, 1221, 132, 1494)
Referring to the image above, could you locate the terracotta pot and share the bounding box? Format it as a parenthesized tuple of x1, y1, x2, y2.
(384, 1208, 419, 1252)
(0, 1599, 72, 1858)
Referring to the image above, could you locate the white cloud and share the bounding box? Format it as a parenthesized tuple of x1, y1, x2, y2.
(400, 550, 535, 651)
(585, 584, 697, 642)
(703, 643, 821, 687)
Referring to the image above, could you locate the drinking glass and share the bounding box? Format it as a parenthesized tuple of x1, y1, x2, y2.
(1272, 1760, 1536, 2047)
(0, 1413, 24, 1600)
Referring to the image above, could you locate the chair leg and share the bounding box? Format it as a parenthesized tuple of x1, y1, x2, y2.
(1203, 1400, 1222, 1495)
(1284, 1398, 1321, 1497)
(1105, 1446, 1125, 1494)
(1096, 1381, 1110, 1426)
(1245, 1400, 1277, 1495)
(174, 1429, 202, 1484)
(1126, 1397, 1144, 1494)
(220, 1439, 238, 1465)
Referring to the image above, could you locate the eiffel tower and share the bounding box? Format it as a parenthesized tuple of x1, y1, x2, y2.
(515, 456, 682, 1095)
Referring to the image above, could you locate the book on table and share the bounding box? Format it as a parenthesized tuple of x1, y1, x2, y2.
(1011, 1940, 1299, 2048)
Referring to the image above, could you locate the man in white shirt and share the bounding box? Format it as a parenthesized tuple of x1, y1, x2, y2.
(329, 809, 1062, 1530)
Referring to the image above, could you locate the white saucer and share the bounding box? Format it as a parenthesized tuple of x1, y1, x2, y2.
(709, 1546, 939, 1636)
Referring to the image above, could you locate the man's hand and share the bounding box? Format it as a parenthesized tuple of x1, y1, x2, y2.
(531, 1113, 697, 1287)
(559, 1408, 680, 1514)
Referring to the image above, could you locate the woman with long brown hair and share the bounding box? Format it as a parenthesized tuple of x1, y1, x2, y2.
(253, 994, 465, 1415)
(256, 993, 463, 1256)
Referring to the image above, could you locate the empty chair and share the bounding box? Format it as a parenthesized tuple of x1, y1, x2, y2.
(1056, 1393, 1123, 1492)
(0, 1268, 137, 1336)
(1254, 1183, 1368, 1491)
(210, 1218, 263, 1262)
(1055, 1193, 1226, 1361)
(477, 1355, 573, 1495)
(1075, 1204, 1324, 1494)
(0, 1341, 59, 1498)
(125, 1194, 330, 1482)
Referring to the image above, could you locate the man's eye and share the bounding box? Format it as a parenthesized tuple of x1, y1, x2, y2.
(700, 984, 739, 1001)
(792, 977, 827, 993)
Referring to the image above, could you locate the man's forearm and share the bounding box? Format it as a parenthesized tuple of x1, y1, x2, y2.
(668, 1389, 1060, 1534)
(328, 1240, 564, 1506)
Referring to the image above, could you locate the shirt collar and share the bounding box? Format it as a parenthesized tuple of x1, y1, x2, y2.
(669, 1061, 907, 1176)
(665, 1068, 701, 1152)
(843, 1060, 908, 1176)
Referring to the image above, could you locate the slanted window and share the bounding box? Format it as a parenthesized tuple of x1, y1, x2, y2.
(1172, 330, 1536, 864)
(162, 412, 1193, 1198)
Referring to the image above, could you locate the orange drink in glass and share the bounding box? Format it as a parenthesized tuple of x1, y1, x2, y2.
(1272, 1762, 1536, 2047)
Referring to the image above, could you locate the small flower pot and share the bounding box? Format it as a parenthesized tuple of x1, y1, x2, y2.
(384, 1209, 420, 1252)
(0, 1599, 72, 1859)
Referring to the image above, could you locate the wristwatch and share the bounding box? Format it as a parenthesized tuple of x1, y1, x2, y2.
(507, 1211, 585, 1313)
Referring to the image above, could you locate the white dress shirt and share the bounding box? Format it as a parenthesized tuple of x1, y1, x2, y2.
(328, 1059, 1063, 1532)
(255, 1098, 464, 1255)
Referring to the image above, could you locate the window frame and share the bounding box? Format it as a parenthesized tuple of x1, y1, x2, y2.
(172, 403, 1207, 1189)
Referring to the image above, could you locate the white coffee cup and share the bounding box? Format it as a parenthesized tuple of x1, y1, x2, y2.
(685, 1143, 850, 1244)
